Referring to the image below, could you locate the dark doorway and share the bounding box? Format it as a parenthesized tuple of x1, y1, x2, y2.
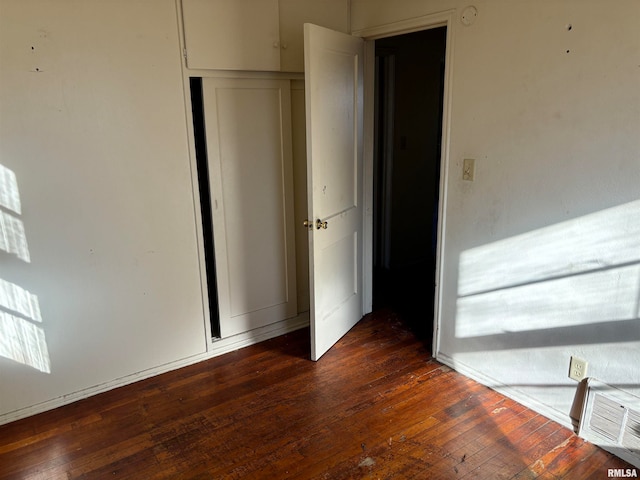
(372, 27, 447, 345)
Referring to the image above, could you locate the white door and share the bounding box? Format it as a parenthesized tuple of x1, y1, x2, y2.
(202, 78, 297, 338)
(304, 24, 364, 360)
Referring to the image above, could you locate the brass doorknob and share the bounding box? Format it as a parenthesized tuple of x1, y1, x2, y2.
(316, 219, 328, 230)
(303, 220, 313, 230)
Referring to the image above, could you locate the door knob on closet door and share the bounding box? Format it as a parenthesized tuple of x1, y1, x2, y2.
(303, 220, 313, 230)
(316, 219, 328, 230)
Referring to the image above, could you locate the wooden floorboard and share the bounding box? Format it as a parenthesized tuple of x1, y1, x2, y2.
(0, 309, 634, 479)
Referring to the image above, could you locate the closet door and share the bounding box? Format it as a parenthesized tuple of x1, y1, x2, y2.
(182, 0, 280, 71)
(202, 78, 297, 338)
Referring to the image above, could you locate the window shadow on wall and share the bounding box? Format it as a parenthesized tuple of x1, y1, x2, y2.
(0, 164, 50, 373)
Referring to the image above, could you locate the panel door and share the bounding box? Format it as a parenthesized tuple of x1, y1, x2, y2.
(304, 24, 365, 360)
(202, 78, 297, 337)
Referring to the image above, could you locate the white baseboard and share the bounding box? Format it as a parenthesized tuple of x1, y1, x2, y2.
(0, 312, 310, 426)
(435, 351, 573, 432)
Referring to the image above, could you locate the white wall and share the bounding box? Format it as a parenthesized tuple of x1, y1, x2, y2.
(353, 0, 640, 426)
(1, 0, 637, 435)
(0, 0, 206, 421)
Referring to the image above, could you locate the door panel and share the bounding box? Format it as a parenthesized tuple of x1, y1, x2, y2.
(313, 51, 358, 217)
(182, 0, 280, 71)
(202, 78, 297, 338)
(317, 231, 358, 315)
(304, 24, 364, 360)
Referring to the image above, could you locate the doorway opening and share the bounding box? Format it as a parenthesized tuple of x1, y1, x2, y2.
(372, 27, 447, 346)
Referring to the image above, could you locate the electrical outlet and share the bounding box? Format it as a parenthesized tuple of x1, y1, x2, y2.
(463, 158, 475, 181)
(569, 356, 588, 381)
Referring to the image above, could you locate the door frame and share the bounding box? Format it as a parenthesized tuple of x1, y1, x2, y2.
(355, 10, 455, 357)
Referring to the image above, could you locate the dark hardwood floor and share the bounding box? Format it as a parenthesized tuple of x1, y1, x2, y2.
(0, 310, 634, 479)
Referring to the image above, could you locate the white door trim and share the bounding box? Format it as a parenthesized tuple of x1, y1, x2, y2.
(356, 9, 456, 357)
(351, 10, 455, 39)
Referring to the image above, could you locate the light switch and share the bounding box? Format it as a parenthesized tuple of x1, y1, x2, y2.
(463, 158, 475, 181)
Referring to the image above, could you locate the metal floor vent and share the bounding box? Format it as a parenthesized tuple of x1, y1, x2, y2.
(579, 378, 640, 468)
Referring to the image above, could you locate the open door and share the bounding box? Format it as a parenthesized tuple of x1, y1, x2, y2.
(304, 24, 365, 361)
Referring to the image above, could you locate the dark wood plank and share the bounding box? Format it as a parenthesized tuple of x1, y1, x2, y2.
(0, 309, 635, 479)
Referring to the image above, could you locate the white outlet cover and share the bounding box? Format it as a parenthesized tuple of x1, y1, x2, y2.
(569, 356, 588, 381)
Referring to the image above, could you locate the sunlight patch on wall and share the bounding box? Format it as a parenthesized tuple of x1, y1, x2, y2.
(0, 311, 50, 373)
(457, 265, 640, 338)
(0, 164, 21, 214)
(0, 164, 50, 373)
(458, 200, 640, 297)
(0, 278, 42, 322)
(0, 279, 49, 373)
(456, 200, 640, 338)
(0, 210, 30, 262)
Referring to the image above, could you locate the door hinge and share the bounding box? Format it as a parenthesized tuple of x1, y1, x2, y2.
(183, 48, 188, 60)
